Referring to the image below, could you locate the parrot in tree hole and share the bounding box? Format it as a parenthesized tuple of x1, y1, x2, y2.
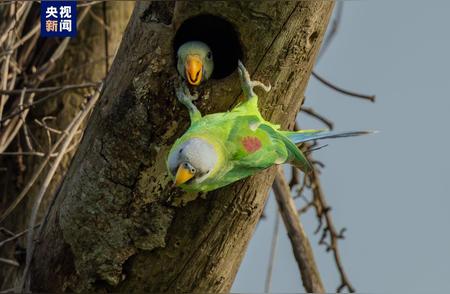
(177, 41, 214, 86)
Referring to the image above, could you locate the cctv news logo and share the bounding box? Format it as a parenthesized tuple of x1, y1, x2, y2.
(40, 1, 77, 37)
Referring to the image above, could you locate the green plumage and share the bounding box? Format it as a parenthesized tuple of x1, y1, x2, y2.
(170, 97, 291, 191)
(167, 61, 371, 192)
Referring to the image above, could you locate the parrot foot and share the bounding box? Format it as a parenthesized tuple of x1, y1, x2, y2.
(176, 82, 196, 104)
(238, 60, 271, 99)
(175, 82, 202, 122)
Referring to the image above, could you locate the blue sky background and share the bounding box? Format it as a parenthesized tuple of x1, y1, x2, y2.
(232, 1, 450, 292)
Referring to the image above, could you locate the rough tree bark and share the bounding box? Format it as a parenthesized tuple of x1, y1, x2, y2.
(0, 2, 133, 289)
(30, 1, 334, 292)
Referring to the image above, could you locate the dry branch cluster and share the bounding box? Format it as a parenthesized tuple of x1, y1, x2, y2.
(0, 3, 99, 154)
(0, 2, 111, 291)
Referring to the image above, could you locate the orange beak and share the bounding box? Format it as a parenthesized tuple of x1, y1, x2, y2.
(174, 164, 195, 186)
(185, 55, 203, 86)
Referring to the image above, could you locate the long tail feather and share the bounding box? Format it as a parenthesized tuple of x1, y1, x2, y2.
(283, 130, 376, 145)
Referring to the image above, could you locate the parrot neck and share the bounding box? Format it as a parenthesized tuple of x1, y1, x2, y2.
(197, 135, 226, 178)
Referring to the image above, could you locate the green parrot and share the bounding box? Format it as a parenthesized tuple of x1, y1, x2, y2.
(167, 61, 372, 192)
(177, 41, 214, 86)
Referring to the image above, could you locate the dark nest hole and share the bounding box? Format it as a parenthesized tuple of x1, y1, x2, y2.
(173, 14, 243, 79)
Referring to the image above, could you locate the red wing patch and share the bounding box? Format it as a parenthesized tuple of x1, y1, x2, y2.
(241, 136, 262, 153)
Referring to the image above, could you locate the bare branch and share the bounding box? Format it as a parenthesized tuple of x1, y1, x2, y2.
(301, 106, 334, 130)
(10, 21, 40, 51)
(0, 90, 32, 153)
(0, 82, 99, 95)
(273, 167, 325, 293)
(0, 82, 99, 124)
(264, 208, 280, 293)
(0, 224, 41, 248)
(317, 1, 344, 62)
(102, 2, 110, 75)
(0, 227, 15, 237)
(77, 0, 107, 8)
(288, 166, 300, 189)
(0, 257, 19, 267)
(312, 71, 375, 102)
(309, 166, 355, 293)
(292, 117, 356, 292)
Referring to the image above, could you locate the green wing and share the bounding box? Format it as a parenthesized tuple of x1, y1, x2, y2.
(258, 124, 312, 173)
(221, 97, 312, 177)
(199, 114, 285, 186)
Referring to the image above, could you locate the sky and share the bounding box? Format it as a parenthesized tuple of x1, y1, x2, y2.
(232, 0, 450, 292)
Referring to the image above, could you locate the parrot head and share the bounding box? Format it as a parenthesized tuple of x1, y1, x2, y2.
(168, 137, 218, 186)
(177, 41, 214, 86)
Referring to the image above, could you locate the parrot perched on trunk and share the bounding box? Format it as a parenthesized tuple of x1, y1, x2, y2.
(167, 61, 372, 192)
(177, 41, 214, 86)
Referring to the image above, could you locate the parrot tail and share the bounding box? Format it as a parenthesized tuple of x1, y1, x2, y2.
(282, 130, 376, 145)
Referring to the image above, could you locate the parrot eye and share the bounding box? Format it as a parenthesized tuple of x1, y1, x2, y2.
(207, 51, 212, 60)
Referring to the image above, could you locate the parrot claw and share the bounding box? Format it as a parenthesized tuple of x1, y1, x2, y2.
(175, 82, 202, 123)
(237, 60, 271, 99)
(176, 82, 195, 104)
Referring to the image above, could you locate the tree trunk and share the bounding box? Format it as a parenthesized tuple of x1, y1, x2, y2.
(0, 2, 133, 289)
(31, 1, 334, 292)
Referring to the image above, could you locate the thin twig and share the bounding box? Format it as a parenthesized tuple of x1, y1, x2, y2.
(0, 227, 15, 237)
(298, 201, 315, 215)
(291, 118, 356, 292)
(312, 71, 375, 102)
(288, 167, 299, 189)
(317, 1, 344, 62)
(301, 106, 334, 130)
(0, 223, 41, 248)
(0, 91, 33, 154)
(22, 123, 34, 150)
(34, 117, 62, 135)
(0, 257, 19, 267)
(0, 82, 99, 95)
(102, 1, 110, 76)
(264, 208, 280, 293)
(309, 165, 355, 293)
(1, 151, 46, 157)
(0, 43, 12, 121)
(77, 0, 107, 8)
(10, 21, 40, 51)
(0, 82, 99, 124)
(0, 3, 31, 48)
(88, 9, 110, 32)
